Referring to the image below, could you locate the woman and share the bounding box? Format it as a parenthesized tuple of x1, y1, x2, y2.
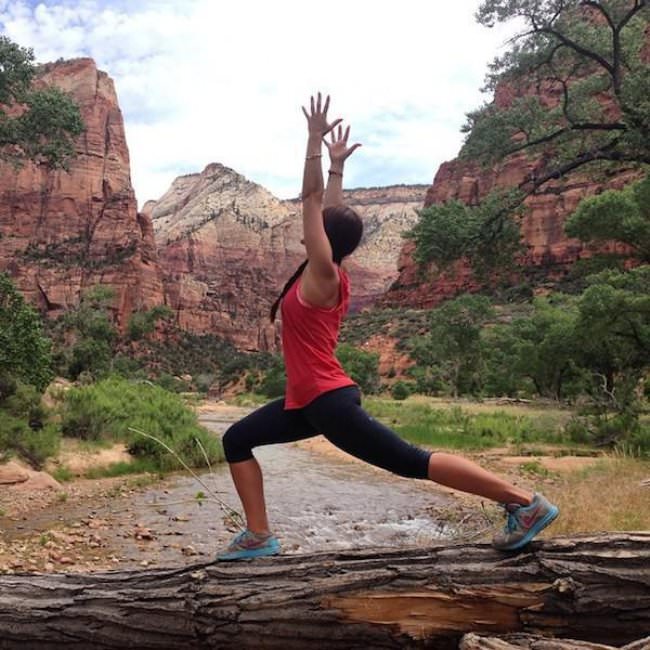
(218, 94, 559, 560)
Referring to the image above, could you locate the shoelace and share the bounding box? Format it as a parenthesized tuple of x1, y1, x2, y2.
(229, 530, 251, 549)
(503, 504, 522, 533)
(230, 529, 270, 550)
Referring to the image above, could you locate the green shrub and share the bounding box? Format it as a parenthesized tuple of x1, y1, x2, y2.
(0, 273, 53, 391)
(68, 339, 112, 379)
(61, 383, 120, 440)
(623, 420, 650, 457)
(391, 381, 413, 401)
(244, 372, 258, 392)
(60, 377, 222, 470)
(0, 374, 17, 402)
(112, 355, 146, 379)
(0, 416, 60, 469)
(194, 373, 215, 394)
(336, 344, 380, 394)
(51, 465, 74, 482)
(127, 305, 173, 341)
(259, 362, 286, 399)
(2, 381, 47, 426)
(155, 373, 187, 393)
(564, 417, 592, 444)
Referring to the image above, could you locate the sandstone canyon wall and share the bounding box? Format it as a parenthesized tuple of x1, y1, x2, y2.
(284, 184, 426, 306)
(0, 58, 164, 326)
(150, 163, 426, 350)
(149, 163, 301, 350)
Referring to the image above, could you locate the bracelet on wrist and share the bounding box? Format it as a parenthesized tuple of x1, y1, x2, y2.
(328, 169, 343, 176)
(306, 154, 322, 160)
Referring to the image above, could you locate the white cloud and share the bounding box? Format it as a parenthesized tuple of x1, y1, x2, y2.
(0, 0, 519, 205)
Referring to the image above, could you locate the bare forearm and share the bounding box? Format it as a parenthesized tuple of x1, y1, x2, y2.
(324, 161, 344, 208)
(302, 134, 324, 200)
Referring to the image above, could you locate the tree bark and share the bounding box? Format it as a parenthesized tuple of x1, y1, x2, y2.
(0, 532, 648, 649)
(459, 632, 650, 650)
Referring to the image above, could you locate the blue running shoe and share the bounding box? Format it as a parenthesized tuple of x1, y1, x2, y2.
(217, 529, 281, 561)
(492, 493, 559, 551)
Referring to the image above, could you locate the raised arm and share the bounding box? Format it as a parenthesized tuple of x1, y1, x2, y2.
(324, 124, 361, 208)
(300, 93, 341, 287)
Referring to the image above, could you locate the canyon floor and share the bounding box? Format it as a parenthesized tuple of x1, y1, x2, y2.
(0, 400, 644, 576)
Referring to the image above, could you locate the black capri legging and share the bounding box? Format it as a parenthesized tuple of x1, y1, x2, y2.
(222, 386, 431, 480)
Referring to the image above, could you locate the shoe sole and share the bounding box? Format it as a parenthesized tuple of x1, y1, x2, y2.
(217, 543, 281, 562)
(498, 506, 560, 552)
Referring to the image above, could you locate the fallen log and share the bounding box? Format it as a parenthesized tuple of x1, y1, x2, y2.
(459, 632, 650, 649)
(0, 532, 648, 649)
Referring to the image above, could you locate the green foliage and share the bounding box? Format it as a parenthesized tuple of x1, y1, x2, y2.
(566, 174, 650, 262)
(194, 373, 216, 394)
(364, 397, 570, 451)
(60, 377, 222, 470)
(51, 465, 74, 482)
(565, 413, 649, 457)
(492, 296, 584, 399)
(405, 190, 523, 272)
(432, 1, 650, 269)
(49, 285, 118, 380)
(144, 331, 260, 391)
(0, 36, 84, 168)
(83, 458, 161, 479)
(410, 295, 494, 396)
(155, 373, 188, 393)
(0, 416, 60, 469)
(0, 273, 53, 391)
(470, 1, 649, 167)
(127, 305, 173, 341)
(258, 356, 286, 398)
(68, 339, 113, 380)
(336, 343, 381, 394)
(573, 266, 650, 407)
(390, 381, 414, 400)
(2, 381, 48, 428)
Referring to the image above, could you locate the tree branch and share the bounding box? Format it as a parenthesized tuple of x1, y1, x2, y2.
(538, 26, 614, 75)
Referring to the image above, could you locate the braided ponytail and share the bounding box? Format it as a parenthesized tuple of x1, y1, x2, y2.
(270, 260, 308, 322)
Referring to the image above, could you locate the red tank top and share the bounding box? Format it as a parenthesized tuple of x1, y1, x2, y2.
(281, 268, 356, 409)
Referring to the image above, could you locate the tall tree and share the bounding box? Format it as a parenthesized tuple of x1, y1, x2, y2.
(0, 36, 83, 168)
(0, 273, 53, 392)
(468, 0, 649, 175)
(411, 1, 649, 270)
(411, 295, 494, 396)
(573, 266, 650, 403)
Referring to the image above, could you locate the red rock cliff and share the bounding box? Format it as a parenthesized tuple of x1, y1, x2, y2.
(381, 83, 640, 309)
(0, 58, 164, 325)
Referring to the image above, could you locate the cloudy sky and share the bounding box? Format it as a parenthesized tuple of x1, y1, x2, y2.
(0, 1, 518, 206)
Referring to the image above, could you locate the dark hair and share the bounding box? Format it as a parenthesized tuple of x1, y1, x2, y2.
(270, 205, 363, 322)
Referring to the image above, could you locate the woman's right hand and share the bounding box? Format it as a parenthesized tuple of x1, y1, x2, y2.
(302, 92, 341, 139)
(325, 124, 362, 166)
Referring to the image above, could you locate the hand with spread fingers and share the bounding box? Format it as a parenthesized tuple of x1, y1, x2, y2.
(302, 92, 342, 139)
(325, 124, 362, 166)
(323, 123, 361, 208)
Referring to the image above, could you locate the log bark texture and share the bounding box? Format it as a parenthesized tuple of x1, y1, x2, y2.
(0, 533, 648, 649)
(459, 632, 650, 649)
